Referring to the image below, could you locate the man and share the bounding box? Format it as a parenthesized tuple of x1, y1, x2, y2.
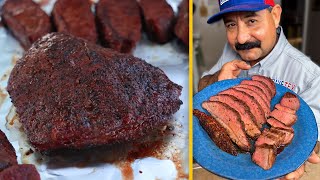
(198, 0, 320, 179)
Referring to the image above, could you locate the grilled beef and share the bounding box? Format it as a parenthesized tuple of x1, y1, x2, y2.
(241, 80, 273, 101)
(7, 33, 182, 153)
(193, 109, 238, 156)
(274, 104, 296, 115)
(52, 0, 97, 43)
(270, 127, 294, 146)
(202, 101, 251, 151)
(252, 75, 276, 97)
(280, 92, 300, 111)
(267, 118, 294, 132)
(234, 84, 269, 107)
(174, 0, 189, 46)
(252, 145, 277, 170)
(138, 0, 175, 44)
(0, 131, 17, 171)
(210, 94, 261, 139)
(219, 88, 266, 128)
(233, 87, 270, 117)
(255, 128, 285, 148)
(1, 0, 52, 49)
(270, 109, 297, 126)
(96, 0, 141, 53)
(0, 164, 40, 180)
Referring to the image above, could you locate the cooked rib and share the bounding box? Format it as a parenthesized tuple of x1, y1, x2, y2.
(193, 109, 238, 156)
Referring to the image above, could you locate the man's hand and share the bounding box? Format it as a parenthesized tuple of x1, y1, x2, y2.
(218, 60, 251, 81)
(280, 150, 320, 180)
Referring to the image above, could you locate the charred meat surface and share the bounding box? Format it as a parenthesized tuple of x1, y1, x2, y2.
(193, 109, 238, 156)
(0, 164, 40, 180)
(1, 0, 52, 49)
(7, 33, 182, 153)
(0, 131, 17, 171)
(174, 0, 189, 46)
(52, 0, 97, 43)
(202, 101, 251, 151)
(210, 94, 261, 139)
(96, 0, 141, 53)
(138, 0, 175, 44)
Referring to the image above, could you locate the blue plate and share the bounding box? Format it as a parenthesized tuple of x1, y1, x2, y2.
(193, 78, 318, 180)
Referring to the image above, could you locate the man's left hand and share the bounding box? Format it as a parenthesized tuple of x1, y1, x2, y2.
(280, 150, 320, 180)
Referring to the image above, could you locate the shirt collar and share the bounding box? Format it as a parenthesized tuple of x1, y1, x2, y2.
(255, 26, 288, 68)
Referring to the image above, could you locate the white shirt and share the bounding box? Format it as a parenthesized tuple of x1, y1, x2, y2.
(203, 27, 320, 140)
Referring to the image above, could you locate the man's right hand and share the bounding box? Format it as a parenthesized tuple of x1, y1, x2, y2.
(218, 60, 251, 81)
(198, 60, 251, 91)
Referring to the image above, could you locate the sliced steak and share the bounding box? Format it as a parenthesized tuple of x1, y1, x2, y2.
(0, 130, 17, 171)
(270, 109, 297, 126)
(138, 0, 175, 43)
(252, 145, 277, 170)
(255, 128, 286, 148)
(96, 0, 141, 53)
(270, 127, 294, 146)
(267, 118, 294, 132)
(202, 101, 251, 151)
(252, 75, 276, 97)
(280, 92, 300, 111)
(233, 87, 270, 117)
(193, 109, 238, 156)
(234, 84, 269, 106)
(275, 104, 296, 115)
(7, 33, 182, 153)
(1, 0, 52, 49)
(219, 88, 266, 128)
(241, 80, 273, 101)
(0, 164, 40, 180)
(52, 0, 97, 43)
(174, 0, 189, 46)
(210, 94, 261, 139)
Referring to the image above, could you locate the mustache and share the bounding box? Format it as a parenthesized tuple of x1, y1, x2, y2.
(235, 41, 261, 50)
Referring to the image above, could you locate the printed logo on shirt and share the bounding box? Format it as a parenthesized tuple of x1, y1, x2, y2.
(220, 0, 229, 5)
(272, 78, 296, 91)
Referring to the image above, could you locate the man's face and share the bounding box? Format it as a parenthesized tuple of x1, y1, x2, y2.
(223, 9, 278, 65)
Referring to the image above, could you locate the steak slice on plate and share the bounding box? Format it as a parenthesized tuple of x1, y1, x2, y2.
(210, 94, 261, 139)
(234, 84, 269, 107)
(252, 75, 276, 97)
(270, 109, 297, 127)
(252, 145, 277, 170)
(52, 0, 97, 43)
(219, 88, 266, 128)
(7, 32, 182, 153)
(202, 101, 251, 151)
(267, 118, 294, 132)
(275, 104, 296, 115)
(193, 109, 238, 156)
(241, 80, 273, 101)
(280, 92, 300, 111)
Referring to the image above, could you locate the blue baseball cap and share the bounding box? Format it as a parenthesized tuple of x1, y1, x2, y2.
(207, 0, 275, 24)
